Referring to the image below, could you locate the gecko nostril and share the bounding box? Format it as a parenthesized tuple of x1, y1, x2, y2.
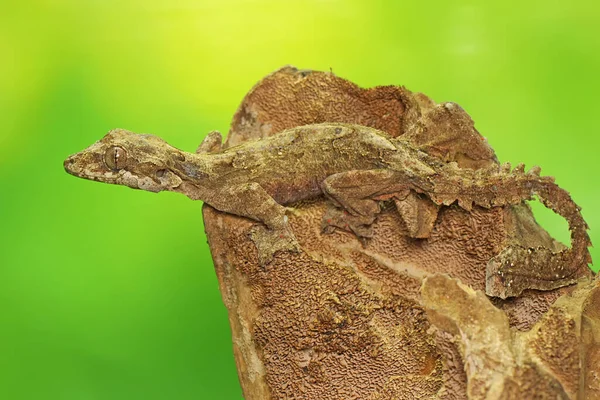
(63, 156, 78, 173)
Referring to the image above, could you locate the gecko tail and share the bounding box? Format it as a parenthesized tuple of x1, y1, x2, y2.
(484, 171, 593, 298)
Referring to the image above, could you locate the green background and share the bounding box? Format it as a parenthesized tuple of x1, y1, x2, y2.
(1, 1, 598, 399)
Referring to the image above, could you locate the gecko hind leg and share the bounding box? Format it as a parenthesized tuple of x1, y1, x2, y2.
(321, 207, 378, 238)
(320, 169, 420, 238)
(393, 192, 440, 238)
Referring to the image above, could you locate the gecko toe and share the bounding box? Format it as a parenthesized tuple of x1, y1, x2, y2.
(249, 225, 301, 266)
(321, 206, 375, 239)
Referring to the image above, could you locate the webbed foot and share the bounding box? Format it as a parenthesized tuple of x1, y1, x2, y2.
(393, 192, 439, 238)
(321, 206, 375, 238)
(249, 224, 301, 266)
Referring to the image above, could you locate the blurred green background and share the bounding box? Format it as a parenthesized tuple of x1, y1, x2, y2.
(1, 1, 598, 399)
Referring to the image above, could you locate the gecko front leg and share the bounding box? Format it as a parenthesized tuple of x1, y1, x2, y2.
(196, 133, 300, 263)
(210, 182, 300, 265)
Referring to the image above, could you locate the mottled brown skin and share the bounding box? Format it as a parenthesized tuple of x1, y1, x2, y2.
(65, 121, 590, 298)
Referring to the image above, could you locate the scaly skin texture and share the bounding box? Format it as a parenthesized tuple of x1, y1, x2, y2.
(65, 121, 590, 298)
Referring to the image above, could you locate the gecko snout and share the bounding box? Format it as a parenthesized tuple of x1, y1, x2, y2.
(63, 154, 79, 175)
(63, 150, 97, 178)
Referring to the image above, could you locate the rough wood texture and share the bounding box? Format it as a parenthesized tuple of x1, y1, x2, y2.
(203, 67, 597, 399)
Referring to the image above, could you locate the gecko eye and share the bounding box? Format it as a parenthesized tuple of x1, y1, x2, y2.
(104, 146, 128, 170)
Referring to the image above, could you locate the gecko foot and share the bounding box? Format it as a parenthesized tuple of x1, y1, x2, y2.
(321, 207, 375, 239)
(249, 224, 301, 266)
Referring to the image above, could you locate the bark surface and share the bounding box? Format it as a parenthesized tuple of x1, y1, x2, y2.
(203, 66, 597, 399)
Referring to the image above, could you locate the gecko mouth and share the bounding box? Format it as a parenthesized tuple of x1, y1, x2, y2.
(64, 154, 79, 175)
(64, 152, 96, 178)
(64, 153, 86, 177)
(64, 151, 183, 192)
(63, 151, 117, 183)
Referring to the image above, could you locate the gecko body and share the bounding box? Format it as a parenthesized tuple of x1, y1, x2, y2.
(64, 123, 591, 298)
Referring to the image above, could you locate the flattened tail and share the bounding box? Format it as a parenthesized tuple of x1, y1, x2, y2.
(485, 177, 592, 299)
(429, 163, 592, 298)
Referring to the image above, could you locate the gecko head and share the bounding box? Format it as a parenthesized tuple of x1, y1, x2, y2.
(64, 129, 187, 192)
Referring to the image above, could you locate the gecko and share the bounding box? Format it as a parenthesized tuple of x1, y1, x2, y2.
(64, 122, 592, 298)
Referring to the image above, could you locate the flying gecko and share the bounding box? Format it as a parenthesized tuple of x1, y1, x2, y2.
(64, 123, 592, 298)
